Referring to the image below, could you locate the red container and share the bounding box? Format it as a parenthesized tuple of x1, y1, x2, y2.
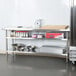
(16, 31, 28, 32)
(46, 33, 62, 38)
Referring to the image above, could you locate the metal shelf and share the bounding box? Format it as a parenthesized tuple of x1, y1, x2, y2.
(7, 50, 67, 58)
(6, 37, 35, 39)
(6, 37, 67, 41)
(4, 28, 33, 31)
(4, 28, 70, 32)
(5, 27, 70, 62)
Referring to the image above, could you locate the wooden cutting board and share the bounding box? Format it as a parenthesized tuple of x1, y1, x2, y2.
(39, 25, 69, 30)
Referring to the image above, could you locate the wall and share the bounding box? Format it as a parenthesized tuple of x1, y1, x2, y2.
(15, 0, 70, 27)
(0, 0, 70, 53)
